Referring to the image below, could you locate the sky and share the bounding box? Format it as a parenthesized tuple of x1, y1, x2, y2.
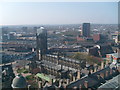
(0, 2, 118, 25)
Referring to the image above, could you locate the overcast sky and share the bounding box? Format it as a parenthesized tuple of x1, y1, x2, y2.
(0, 2, 118, 25)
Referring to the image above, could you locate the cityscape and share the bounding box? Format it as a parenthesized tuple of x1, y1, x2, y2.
(0, 1, 120, 90)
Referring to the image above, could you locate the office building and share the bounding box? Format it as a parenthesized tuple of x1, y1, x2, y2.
(36, 27, 47, 60)
(82, 23, 90, 37)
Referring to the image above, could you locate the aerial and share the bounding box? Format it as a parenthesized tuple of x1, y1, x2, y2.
(0, 0, 120, 90)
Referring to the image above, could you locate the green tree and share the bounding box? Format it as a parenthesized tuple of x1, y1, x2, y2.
(71, 52, 101, 65)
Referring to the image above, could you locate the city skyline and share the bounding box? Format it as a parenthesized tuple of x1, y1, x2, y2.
(0, 2, 118, 25)
(1, 2, 120, 89)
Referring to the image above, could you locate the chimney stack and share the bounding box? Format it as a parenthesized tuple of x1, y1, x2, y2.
(105, 71, 109, 78)
(72, 76, 76, 82)
(79, 84, 82, 90)
(35, 77, 38, 82)
(59, 80, 66, 90)
(66, 79, 70, 85)
(94, 66, 97, 72)
(84, 81, 88, 88)
(90, 69, 93, 74)
(59, 79, 62, 87)
(94, 64, 98, 72)
(32, 48, 34, 52)
(100, 73, 104, 79)
(77, 70, 81, 79)
(38, 81, 43, 89)
(69, 74, 73, 82)
(97, 74, 100, 80)
(101, 61, 104, 69)
(110, 69, 113, 75)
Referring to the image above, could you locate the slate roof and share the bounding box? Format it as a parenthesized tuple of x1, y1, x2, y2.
(98, 74, 120, 89)
(67, 75, 98, 88)
(46, 54, 80, 64)
(37, 60, 77, 73)
(66, 66, 120, 89)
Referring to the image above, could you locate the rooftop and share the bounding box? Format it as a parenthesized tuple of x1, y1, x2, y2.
(98, 74, 120, 89)
(106, 53, 120, 58)
(67, 66, 119, 89)
(36, 73, 55, 82)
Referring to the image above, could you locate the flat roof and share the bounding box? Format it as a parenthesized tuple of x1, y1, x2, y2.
(36, 73, 55, 82)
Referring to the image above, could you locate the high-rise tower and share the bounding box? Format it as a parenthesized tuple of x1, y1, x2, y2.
(82, 23, 90, 37)
(36, 27, 47, 60)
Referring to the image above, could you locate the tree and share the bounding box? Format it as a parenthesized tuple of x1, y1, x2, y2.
(71, 52, 101, 65)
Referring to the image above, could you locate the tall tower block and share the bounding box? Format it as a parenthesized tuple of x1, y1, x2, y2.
(82, 23, 90, 37)
(36, 27, 47, 60)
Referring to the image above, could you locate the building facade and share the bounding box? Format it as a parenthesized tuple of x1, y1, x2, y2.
(93, 34, 101, 42)
(82, 23, 90, 37)
(36, 27, 47, 60)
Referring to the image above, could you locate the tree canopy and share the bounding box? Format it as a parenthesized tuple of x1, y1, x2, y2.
(71, 52, 102, 65)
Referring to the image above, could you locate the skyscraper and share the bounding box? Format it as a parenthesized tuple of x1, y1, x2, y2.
(82, 23, 90, 37)
(36, 27, 47, 60)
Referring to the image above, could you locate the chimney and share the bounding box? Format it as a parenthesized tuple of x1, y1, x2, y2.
(32, 48, 34, 52)
(100, 73, 104, 79)
(94, 66, 97, 72)
(59, 79, 62, 87)
(63, 83, 67, 90)
(110, 69, 113, 75)
(97, 74, 100, 80)
(66, 79, 70, 85)
(72, 76, 76, 82)
(38, 81, 43, 89)
(94, 64, 98, 72)
(69, 74, 73, 82)
(84, 81, 88, 88)
(105, 71, 109, 78)
(59, 80, 66, 90)
(79, 84, 82, 90)
(101, 61, 104, 69)
(90, 69, 93, 74)
(77, 70, 81, 79)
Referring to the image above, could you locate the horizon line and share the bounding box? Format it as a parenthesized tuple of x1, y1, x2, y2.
(0, 23, 118, 26)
